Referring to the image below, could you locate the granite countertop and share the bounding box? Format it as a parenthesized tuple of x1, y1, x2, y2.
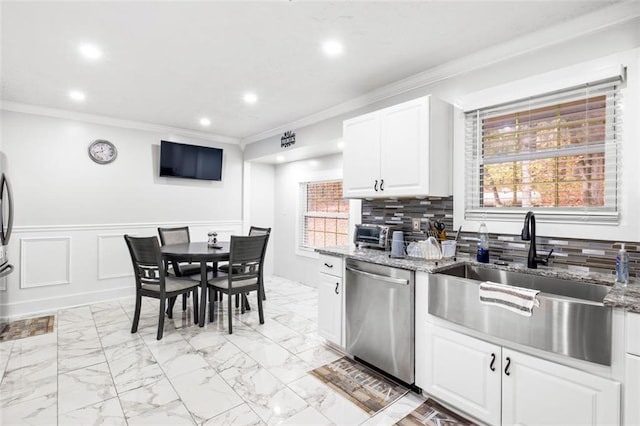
(316, 245, 640, 313)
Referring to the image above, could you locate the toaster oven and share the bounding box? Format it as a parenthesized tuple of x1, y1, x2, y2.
(354, 224, 392, 250)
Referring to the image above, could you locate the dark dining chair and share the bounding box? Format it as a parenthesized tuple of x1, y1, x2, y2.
(158, 226, 211, 316)
(207, 234, 268, 334)
(218, 226, 271, 308)
(124, 235, 199, 340)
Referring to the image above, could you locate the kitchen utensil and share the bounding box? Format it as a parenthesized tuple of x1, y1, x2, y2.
(434, 220, 447, 240)
(441, 240, 457, 258)
(454, 225, 462, 242)
(391, 231, 405, 258)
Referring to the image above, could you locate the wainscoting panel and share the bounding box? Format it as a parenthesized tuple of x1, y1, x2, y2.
(2, 220, 243, 320)
(98, 234, 136, 280)
(20, 237, 71, 289)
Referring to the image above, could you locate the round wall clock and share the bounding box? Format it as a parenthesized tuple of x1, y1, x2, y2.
(88, 139, 118, 164)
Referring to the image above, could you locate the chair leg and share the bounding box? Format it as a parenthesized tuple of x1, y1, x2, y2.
(157, 297, 165, 340)
(257, 288, 264, 325)
(182, 293, 187, 311)
(131, 294, 142, 333)
(260, 276, 266, 301)
(227, 291, 233, 334)
(235, 294, 239, 309)
(166, 296, 176, 319)
(208, 287, 214, 323)
(192, 289, 199, 324)
(243, 293, 251, 311)
(240, 294, 245, 314)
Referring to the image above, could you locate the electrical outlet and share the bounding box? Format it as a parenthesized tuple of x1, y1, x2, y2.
(412, 218, 421, 231)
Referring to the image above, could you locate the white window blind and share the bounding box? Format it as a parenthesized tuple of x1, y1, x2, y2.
(464, 74, 623, 224)
(298, 180, 349, 250)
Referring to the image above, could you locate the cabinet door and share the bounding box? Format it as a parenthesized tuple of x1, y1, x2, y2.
(502, 349, 620, 426)
(423, 324, 502, 426)
(626, 354, 640, 425)
(379, 96, 429, 196)
(317, 273, 343, 347)
(342, 112, 381, 198)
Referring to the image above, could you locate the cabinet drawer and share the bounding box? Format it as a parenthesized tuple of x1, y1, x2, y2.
(627, 312, 640, 356)
(319, 254, 343, 277)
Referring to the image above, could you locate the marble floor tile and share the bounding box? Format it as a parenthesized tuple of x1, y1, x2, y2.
(246, 342, 312, 384)
(118, 377, 180, 419)
(169, 366, 244, 423)
(58, 362, 117, 414)
(58, 340, 107, 373)
(0, 392, 57, 426)
(58, 396, 127, 426)
(126, 398, 195, 425)
(279, 405, 333, 426)
(201, 403, 264, 426)
(296, 345, 344, 369)
(147, 339, 209, 378)
(0, 359, 57, 407)
(0, 276, 429, 426)
(288, 374, 370, 425)
(107, 348, 165, 394)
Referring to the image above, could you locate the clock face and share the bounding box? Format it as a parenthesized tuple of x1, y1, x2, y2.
(88, 140, 117, 164)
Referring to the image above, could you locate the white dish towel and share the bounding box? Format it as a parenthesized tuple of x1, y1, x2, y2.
(479, 281, 540, 317)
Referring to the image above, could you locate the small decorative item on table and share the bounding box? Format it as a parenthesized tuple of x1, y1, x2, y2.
(207, 231, 221, 248)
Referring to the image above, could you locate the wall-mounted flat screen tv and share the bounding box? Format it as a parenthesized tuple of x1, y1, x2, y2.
(160, 140, 223, 181)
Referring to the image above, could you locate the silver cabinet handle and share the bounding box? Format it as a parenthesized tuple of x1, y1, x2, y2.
(346, 266, 409, 285)
(335, 282, 339, 294)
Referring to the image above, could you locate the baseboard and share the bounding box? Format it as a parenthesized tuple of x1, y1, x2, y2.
(0, 285, 135, 321)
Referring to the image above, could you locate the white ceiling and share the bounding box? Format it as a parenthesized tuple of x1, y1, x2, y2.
(0, 1, 622, 144)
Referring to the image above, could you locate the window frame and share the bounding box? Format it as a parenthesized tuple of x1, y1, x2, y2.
(298, 179, 350, 253)
(464, 81, 621, 224)
(452, 51, 638, 242)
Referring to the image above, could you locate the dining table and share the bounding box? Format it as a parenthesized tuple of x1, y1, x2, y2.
(160, 241, 230, 327)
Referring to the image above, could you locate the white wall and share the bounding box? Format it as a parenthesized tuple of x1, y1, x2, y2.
(243, 162, 275, 276)
(272, 153, 360, 287)
(274, 154, 341, 285)
(0, 110, 244, 318)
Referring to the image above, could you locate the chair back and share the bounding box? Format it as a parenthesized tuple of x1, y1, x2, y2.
(124, 235, 166, 291)
(249, 226, 271, 268)
(228, 234, 268, 285)
(158, 226, 190, 245)
(157, 227, 191, 275)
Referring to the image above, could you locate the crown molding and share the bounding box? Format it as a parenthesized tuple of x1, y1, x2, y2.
(0, 101, 240, 145)
(240, 1, 640, 145)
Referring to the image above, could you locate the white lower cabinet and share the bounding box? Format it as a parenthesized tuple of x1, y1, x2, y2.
(502, 348, 620, 426)
(317, 273, 343, 346)
(317, 254, 344, 348)
(625, 354, 640, 425)
(420, 324, 620, 426)
(422, 323, 501, 425)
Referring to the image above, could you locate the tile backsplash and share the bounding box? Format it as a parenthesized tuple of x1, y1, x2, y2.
(361, 196, 638, 277)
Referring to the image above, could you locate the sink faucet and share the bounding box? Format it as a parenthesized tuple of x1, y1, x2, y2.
(521, 211, 553, 269)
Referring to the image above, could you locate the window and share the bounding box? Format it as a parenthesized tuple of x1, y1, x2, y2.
(465, 75, 623, 223)
(299, 180, 349, 250)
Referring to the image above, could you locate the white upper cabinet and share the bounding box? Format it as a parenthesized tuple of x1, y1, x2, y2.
(342, 95, 452, 198)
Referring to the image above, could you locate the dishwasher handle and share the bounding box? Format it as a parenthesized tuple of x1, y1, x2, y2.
(346, 266, 409, 286)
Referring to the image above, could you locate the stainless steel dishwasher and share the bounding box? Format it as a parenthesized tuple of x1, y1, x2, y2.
(345, 258, 415, 384)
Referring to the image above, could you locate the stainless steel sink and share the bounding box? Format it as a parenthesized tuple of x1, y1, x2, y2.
(429, 263, 613, 365)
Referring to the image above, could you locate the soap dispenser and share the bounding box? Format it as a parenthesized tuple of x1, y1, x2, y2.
(616, 243, 629, 286)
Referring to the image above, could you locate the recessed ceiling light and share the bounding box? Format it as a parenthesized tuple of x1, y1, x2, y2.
(337, 140, 345, 149)
(244, 92, 258, 104)
(79, 43, 102, 60)
(322, 39, 344, 57)
(69, 90, 86, 102)
(276, 155, 285, 162)
(199, 117, 211, 127)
